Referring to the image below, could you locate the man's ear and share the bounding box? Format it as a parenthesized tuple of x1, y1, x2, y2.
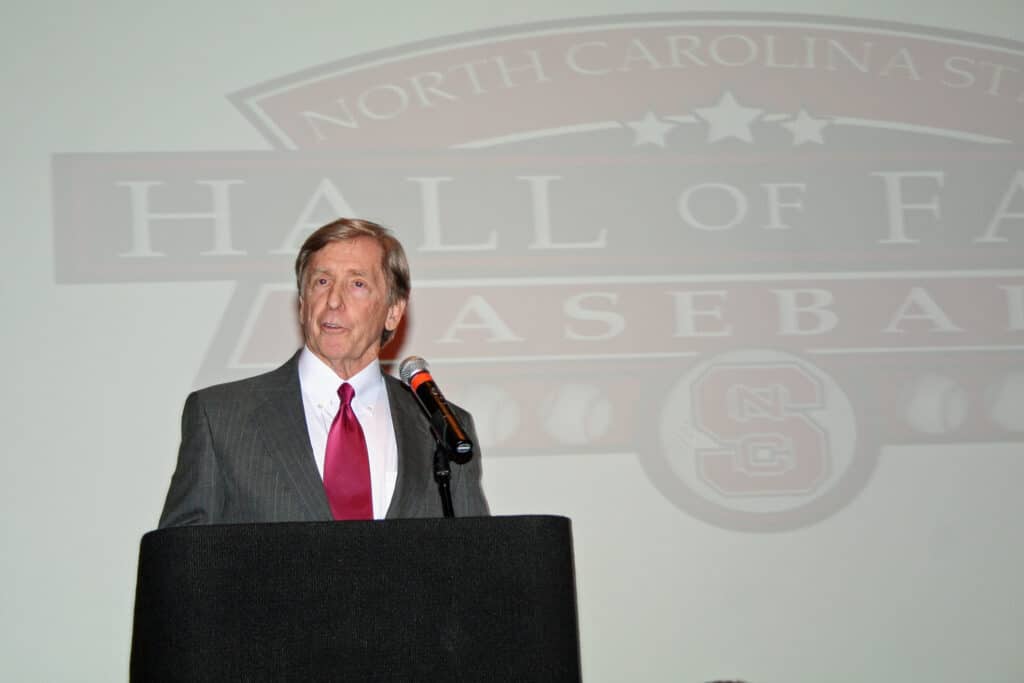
(385, 299, 407, 331)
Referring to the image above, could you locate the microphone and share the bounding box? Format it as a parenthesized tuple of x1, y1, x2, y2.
(399, 356, 474, 464)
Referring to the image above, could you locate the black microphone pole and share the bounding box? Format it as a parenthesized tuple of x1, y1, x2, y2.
(432, 444, 455, 519)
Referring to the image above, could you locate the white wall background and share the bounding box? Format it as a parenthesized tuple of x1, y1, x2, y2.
(3, 2, 1023, 681)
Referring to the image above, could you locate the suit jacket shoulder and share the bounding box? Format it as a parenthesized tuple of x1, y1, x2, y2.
(159, 351, 329, 526)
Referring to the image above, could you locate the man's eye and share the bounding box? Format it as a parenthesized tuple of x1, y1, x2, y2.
(317, 278, 329, 286)
(353, 280, 366, 288)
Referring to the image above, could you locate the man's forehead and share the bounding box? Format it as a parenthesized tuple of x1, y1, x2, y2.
(308, 238, 384, 273)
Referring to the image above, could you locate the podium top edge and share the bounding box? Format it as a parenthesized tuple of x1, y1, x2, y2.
(140, 514, 572, 541)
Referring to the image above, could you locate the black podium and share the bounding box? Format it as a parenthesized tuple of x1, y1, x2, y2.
(130, 515, 580, 682)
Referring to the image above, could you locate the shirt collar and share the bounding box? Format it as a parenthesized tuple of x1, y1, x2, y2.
(298, 346, 385, 409)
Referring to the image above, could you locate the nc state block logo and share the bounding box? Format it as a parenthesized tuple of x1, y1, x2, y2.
(53, 14, 1024, 530)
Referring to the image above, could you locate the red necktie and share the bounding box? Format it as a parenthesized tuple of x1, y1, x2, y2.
(323, 383, 373, 520)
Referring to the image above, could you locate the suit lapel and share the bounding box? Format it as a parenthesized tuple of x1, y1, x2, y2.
(254, 352, 333, 521)
(250, 362, 435, 520)
(384, 375, 434, 518)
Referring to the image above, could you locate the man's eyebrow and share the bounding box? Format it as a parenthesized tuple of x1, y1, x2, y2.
(309, 266, 374, 278)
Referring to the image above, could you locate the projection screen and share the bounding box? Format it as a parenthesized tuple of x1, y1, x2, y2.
(3, 1, 1023, 681)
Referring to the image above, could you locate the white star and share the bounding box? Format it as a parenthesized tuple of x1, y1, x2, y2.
(626, 111, 676, 147)
(781, 109, 829, 145)
(694, 91, 763, 143)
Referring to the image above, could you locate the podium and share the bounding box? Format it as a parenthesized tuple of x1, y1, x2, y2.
(130, 515, 580, 682)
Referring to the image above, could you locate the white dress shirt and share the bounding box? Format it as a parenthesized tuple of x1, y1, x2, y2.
(297, 347, 398, 519)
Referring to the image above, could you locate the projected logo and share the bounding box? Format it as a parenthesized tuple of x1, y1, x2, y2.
(654, 350, 863, 531)
(53, 14, 1024, 530)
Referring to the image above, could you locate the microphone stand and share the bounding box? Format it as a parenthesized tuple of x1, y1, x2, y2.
(424, 418, 455, 518)
(433, 440, 455, 519)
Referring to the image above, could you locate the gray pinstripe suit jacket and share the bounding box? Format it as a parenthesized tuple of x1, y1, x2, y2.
(158, 351, 489, 527)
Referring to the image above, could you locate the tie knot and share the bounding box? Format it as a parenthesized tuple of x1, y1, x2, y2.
(338, 382, 355, 406)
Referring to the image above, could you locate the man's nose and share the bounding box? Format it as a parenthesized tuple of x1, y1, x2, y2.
(327, 283, 345, 309)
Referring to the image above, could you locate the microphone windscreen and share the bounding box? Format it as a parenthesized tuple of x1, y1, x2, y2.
(399, 356, 429, 385)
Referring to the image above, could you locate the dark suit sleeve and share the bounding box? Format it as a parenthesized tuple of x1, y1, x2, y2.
(450, 408, 491, 517)
(158, 392, 222, 527)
